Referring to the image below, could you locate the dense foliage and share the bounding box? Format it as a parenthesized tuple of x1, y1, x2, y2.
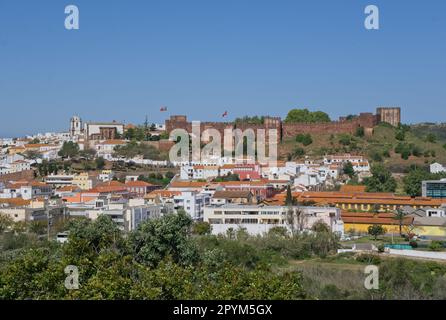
(364, 164, 397, 193)
(403, 166, 446, 197)
(285, 109, 331, 123)
(113, 141, 164, 160)
(0, 213, 309, 300)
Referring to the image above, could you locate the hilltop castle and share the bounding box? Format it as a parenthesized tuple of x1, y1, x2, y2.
(165, 107, 401, 142)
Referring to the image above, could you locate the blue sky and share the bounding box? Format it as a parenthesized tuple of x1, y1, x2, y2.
(0, 0, 445, 137)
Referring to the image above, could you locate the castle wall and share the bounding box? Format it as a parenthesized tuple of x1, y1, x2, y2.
(165, 112, 380, 142)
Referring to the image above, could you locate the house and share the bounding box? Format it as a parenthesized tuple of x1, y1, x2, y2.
(3, 181, 53, 200)
(124, 180, 160, 197)
(342, 212, 413, 234)
(168, 181, 209, 192)
(323, 154, 365, 166)
(65, 197, 161, 231)
(95, 139, 126, 160)
(211, 190, 255, 205)
(173, 191, 211, 219)
(217, 181, 276, 201)
(430, 162, 446, 174)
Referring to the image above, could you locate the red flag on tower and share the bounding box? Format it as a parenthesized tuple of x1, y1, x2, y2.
(160, 106, 168, 112)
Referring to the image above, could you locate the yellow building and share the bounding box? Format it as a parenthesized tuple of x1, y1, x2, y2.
(342, 212, 413, 235)
(72, 172, 92, 190)
(413, 217, 446, 237)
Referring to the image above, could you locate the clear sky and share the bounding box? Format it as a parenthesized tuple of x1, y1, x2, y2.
(0, 0, 445, 137)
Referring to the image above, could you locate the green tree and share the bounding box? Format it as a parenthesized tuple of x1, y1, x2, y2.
(342, 161, 355, 179)
(393, 208, 408, 236)
(95, 157, 106, 170)
(285, 108, 330, 123)
(192, 221, 212, 235)
(285, 185, 295, 206)
(338, 134, 352, 146)
(355, 127, 365, 138)
(58, 142, 80, 159)
(129, 210, 199, 267)
(426, 133, 437, 143)
(0, 213, 14, 233)
(79, 148, 97, 160)
(311, 220, 331, 233)
(403, 168, 429, 197)
(364, 164, 397, 193)
(368, 225, 386, 240)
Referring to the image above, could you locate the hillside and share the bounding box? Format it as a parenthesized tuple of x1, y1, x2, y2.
(411, 123, 446, 143)
(279, 123, 446, 173)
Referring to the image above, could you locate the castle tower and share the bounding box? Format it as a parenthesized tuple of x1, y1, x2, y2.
(70, 115, 82, 137)
(376, 107, 401, 127)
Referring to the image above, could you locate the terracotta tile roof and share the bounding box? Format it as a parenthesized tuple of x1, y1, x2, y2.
(169, 181, 209, 188)
(144, 190, 181, 198)
(0, 198, 31, 207)
(272, 191, 445, 207)
(213, 190, 252, 199)
(98, 140, 126, 145)
(340, 185, 367, 193)
(125, 180, 154, 187)
(89, 186, 127, 193)
(217, 181, 272, 187)
(57, 186, 81, 192)
(342, 216, 413, 226)
(96, 181, 125, 187)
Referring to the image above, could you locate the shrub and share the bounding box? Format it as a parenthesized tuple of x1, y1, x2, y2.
(338, 134, 352, 146)
(295, 134, 313, 146)
(426, 133, 437, 143)
(293, 147, 305, 158)
(409, 241, 418, 249)
(355, 127, 365, 138)
(429, 241, 444, 252)
(355, 253, 381, 265)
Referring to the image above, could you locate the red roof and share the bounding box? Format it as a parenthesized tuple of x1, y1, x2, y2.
(125, 180, 154, 187)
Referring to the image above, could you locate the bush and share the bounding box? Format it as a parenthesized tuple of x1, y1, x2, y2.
(355, 127, 365, 138)
(409, 241, 418, 249)
(355, 253, 381, 265)
(293, 147, 305, 158)
(295, 134, 313, 146)
(429, 241, 444, 252)
(338, 134, 352, 146)
(426, 133, 437, 143)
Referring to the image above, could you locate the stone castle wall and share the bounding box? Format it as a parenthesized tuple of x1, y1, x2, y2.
(165, 112, 382, 142)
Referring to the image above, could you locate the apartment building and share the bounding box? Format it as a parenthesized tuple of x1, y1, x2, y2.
(204, 204, 344, 236)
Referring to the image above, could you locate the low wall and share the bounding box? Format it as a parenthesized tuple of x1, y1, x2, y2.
(211, 223, 290, 236)
(387, 249, 446, 261)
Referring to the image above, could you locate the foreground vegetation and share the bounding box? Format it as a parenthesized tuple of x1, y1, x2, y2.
(2, 213, 446, 300)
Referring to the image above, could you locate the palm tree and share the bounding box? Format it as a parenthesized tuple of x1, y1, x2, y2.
(393, 208, 407, 236)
